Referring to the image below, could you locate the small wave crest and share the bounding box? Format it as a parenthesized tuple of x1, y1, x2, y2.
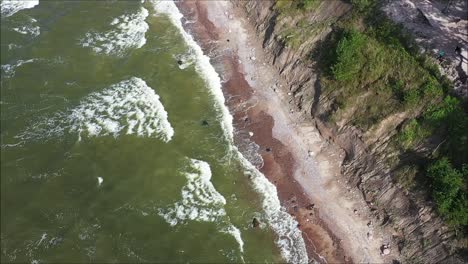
(1, 0, 39, 18)
(79, 7, 149, 56)
(12, 17, 40, 37)
(17, 77, 174, 142)
(158, 158, 244, 255)
(152, 1, 234, 144)
(1, 59, 37, 78)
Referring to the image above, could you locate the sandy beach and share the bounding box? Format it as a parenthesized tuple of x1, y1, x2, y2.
(177, 1, 395, 263)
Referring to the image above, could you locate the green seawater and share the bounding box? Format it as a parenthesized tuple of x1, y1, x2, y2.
(0, 1, 286, 262)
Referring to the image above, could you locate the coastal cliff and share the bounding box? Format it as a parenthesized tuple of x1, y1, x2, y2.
(236, 1, 466, 263)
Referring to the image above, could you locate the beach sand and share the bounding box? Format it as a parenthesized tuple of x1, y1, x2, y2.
(177, 1, 392, 263)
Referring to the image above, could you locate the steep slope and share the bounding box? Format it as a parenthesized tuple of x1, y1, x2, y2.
(236, 1, 466, 263)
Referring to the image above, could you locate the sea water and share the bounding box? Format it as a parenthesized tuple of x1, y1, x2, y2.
(0, 1, 307, 263)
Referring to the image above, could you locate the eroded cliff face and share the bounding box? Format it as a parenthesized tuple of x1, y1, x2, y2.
(235, 1, 464, 263)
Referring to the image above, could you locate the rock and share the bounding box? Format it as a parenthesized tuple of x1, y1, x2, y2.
(249, 131, 254, 137)
(266, 147, 272, 152)
(367, 232, 373, 240)
(353, 209, 358, 214)
(201, 120, 209, 126)
(287, 92, 292, 95)
(252, 217, 260, 228)
(306, 204, 315, 210)
(177, 60, 183, 65)
(383, 248, 390, 255)
(308, 151, 314, 157)
(250, 56, 256, 61)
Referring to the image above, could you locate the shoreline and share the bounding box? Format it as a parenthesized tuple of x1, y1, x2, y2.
(176, 1, 392, 263)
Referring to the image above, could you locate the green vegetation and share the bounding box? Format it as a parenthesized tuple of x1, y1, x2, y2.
(272, 0, 467, 229)
(399, 119, 430, 150)
(427, 159, 467, 227)
(274, 0, 468, 228)
(274, 0, 328, 49)
(275, 0, 321, 12)
(321, 27, 444, 129)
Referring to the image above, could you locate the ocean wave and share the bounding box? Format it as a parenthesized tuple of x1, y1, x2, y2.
(79, 7, 149, 56)
(1, 59, 37, 78)
(12, 18, 40, 37)
(158, 159, 227, 225)
(17, 77, 174, 142)
(151, 1, 308, 263)
(158, 158, 244, 255)
(151, 1, 233, 144)
(1, 0, 39, 18)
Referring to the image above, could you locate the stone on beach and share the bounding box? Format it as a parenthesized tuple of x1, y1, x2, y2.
(252, 217, 260, 228)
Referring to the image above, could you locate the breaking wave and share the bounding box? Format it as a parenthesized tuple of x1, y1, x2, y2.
(79, 7, 149, 56)
(1, 0, 39, 18)
(1, 59, 37, 78)
(158, 158, 244, 255)
(12, 18, 40, 37)
(17, 77, 174, 142)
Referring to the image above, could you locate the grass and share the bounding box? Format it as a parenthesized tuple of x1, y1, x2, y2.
(275, 0, 468, 229)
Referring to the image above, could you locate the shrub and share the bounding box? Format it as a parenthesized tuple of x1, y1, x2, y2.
(351, 0, 373, 12)
(332, 30, 367, 81)
(427, 158, 467, 227)
(298, 0, 321, 10)
(399, 119, 430, 149)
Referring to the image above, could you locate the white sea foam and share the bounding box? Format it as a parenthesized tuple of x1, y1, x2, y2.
(1, 0, 39, 18)
(152, 2, 308, 263)
(174, 52, 195, 70)
(12, 17, 40, 37)
(13, 24, 40, 37)
(221, 225, 244, 253)
(158, 158, 244, 256)
(1, 59, 36, 78)
(158, 159, 227, 225)
(80, 7, 149, 56)
(18, 77, 174, 142)
(151, 1, 233, 143)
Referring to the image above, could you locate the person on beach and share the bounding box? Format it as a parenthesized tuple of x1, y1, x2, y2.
(437, 49, 445, 62)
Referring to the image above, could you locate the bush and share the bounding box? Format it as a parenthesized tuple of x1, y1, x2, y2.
(427, 158, 467, 227)
(399, 119, 430, 149)
(332, 30, 367, 81)
(351, 0, 373, 12)
(298, 0, 321, 10)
